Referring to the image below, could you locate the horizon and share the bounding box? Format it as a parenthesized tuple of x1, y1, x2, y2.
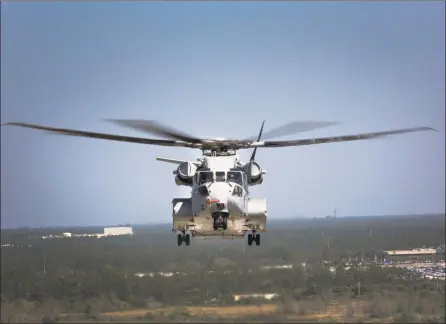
(2, 212, 444, 231)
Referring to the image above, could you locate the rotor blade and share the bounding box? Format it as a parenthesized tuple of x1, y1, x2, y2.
(252, 127, 437, 148)
(1, 122, 196, 148)
(246, 121, 340, 141)
(105, 119, 203, 144)
(250, 120, 265, 161)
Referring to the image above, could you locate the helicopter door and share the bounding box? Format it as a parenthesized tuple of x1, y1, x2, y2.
(227, 171, 246, 212)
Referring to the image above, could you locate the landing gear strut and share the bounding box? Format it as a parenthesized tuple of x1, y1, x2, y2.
(246, 230, 260, 246)
(176, 230, 191, 246)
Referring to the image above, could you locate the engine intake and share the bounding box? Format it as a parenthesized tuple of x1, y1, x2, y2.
(175, 162, 197, 186)
(242, 161, 264, 185)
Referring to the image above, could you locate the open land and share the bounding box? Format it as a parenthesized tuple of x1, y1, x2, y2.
(1, 214, 445, 323)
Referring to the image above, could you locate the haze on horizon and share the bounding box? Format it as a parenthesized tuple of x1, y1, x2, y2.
(1, 2, 444, 229)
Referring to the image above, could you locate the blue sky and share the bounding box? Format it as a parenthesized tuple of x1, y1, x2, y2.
(1, 2, 444, 228)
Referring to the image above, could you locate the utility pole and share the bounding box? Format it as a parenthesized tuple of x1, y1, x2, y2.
(43, 251, 47, 275)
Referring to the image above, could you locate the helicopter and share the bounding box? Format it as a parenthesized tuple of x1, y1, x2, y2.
(1, 119, 436, 247)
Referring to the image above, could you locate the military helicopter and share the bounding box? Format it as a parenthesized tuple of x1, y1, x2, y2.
(2, 119, 435, 247)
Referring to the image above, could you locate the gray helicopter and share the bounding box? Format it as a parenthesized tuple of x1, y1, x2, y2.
(2, 119, 436, 247)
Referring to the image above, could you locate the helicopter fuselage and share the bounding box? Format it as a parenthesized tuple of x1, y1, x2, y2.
(171, 154, 267, 240)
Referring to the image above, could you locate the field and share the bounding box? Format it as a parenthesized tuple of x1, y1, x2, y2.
(1, 214, 445, 323)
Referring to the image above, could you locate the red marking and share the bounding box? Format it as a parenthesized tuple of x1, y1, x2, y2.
(206, 198, 220, 205)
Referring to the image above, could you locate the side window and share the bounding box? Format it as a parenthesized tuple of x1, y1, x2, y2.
(232, 186, 243, 197)
(227, 171, 243, 186)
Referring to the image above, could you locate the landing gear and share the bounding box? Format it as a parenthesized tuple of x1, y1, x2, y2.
(176, 230, 191, 246)
(246, 231, 260, 246)
(212, 212, 228, 230)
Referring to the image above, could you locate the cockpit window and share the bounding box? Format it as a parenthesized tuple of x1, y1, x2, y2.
(198, 171, 213, 185)
(227, 171, 243, 186)
(215, 172, 225, 182)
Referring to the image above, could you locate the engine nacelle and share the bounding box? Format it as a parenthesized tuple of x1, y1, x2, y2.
(242, 161, 264, 186)
(174, 162, 197, 186)
(247, 197, 267, 219)
(245, 197, 267, 232)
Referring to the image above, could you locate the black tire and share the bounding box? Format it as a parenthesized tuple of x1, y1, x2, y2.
(255, 234, 260, 246)
(247, 234, 253, 246)
(185, 234, 191, 246)
(177, 234, 183, 246)
(223, 218, 228, 230)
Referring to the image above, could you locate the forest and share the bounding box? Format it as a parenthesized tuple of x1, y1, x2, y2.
(1, 214, 445, 323)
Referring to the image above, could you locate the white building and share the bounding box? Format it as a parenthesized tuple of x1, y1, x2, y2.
(104, 227, 133, 236)
(384, 248, 437, 256)
(233, 293, 280, 302)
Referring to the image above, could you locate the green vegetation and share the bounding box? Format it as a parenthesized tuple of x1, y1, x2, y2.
(1, 214, 445, 323)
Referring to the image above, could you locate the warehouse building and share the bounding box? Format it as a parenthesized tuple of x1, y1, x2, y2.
(104, 226, 133, 236)
(383, 248, 437, 256)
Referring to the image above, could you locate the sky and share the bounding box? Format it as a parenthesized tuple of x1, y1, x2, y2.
(1, 2, 444, 228)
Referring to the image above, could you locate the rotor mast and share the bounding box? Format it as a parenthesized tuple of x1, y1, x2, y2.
(201, 147, 237, 157)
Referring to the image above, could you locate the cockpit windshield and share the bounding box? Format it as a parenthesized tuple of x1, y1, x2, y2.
(198, 171, 214, 185)
(215, 172, 225, 182)
(227, 171, 243, 186)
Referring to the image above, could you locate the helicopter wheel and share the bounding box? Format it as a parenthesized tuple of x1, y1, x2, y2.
(184, 234, 191, 246)
(177, 234, 183, 246)
(255, 234, 261, 246)
(247, 233, 253, 246)
(222, 218, 228, 230)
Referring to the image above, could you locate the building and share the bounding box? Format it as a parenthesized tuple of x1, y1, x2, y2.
(39, 226, 133, 240)
(233, 293, 279, 302)
(104, 227, 133, 236)
(383, 248, 437, 256)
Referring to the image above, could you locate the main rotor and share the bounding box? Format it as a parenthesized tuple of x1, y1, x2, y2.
(1, 118, 436, 155)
